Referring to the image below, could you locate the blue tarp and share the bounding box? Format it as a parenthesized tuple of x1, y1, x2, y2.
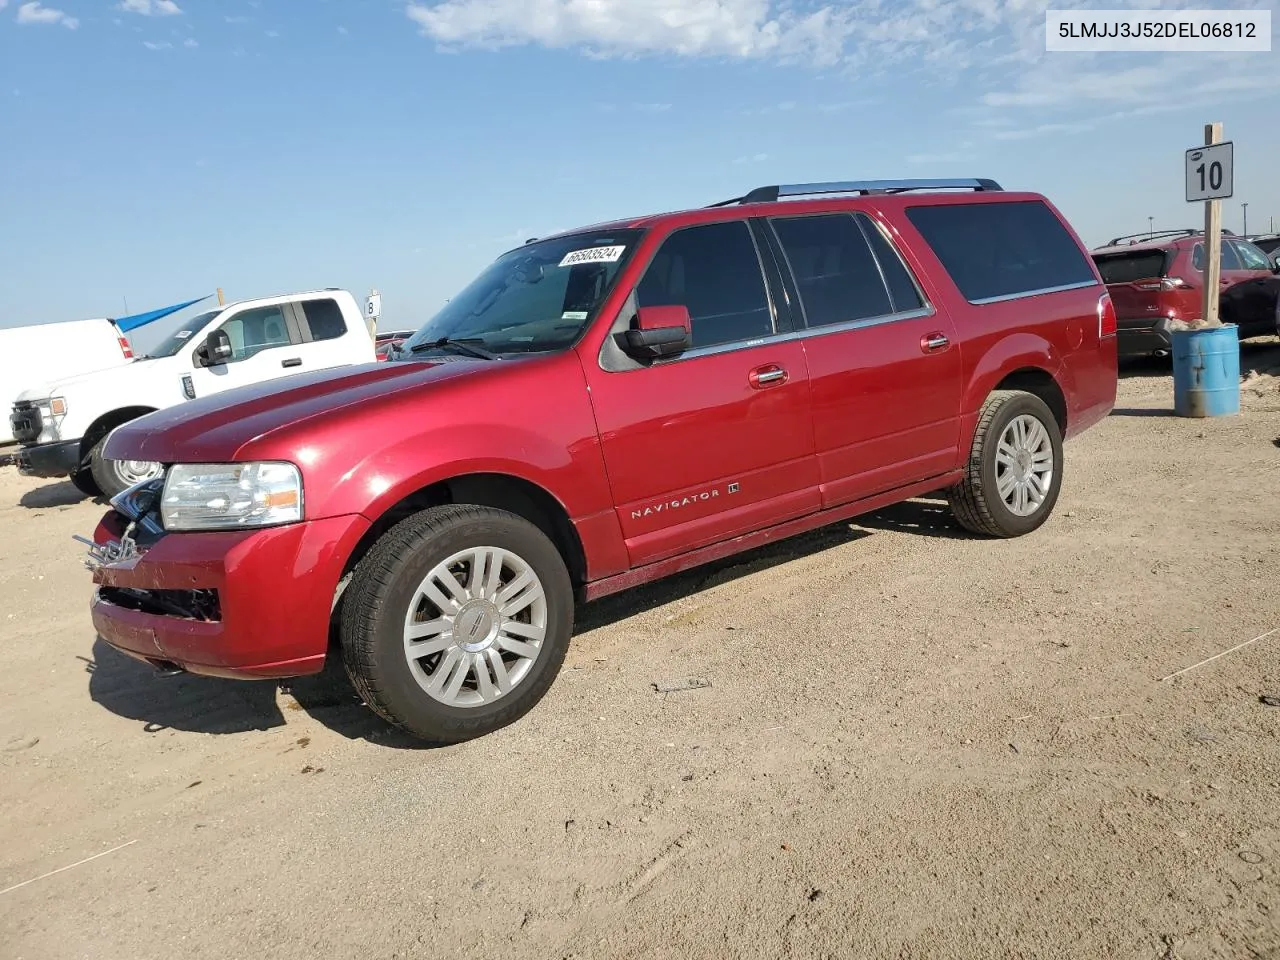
(114, 294, 213, 333)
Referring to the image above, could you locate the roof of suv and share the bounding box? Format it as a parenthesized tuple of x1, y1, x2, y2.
(523, 178, 1019, 248)
(1092, 228, 1239, 257)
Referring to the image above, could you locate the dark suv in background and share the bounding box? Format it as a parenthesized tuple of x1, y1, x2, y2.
(1090, 229, 1280, 357)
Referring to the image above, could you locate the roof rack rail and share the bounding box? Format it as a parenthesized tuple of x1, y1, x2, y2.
(1104, 227, 1237, 246)
(708, 178, 1003, 207)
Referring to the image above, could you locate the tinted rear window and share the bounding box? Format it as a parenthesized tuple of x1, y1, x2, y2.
(1091, 251, 1169, 284)
(906, 200, 1096, 303)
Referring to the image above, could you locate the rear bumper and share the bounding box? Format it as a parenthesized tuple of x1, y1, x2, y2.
(89, 511, 370, 679)
(16, 439, 82, 478)
(1116, 317, 1175, 357)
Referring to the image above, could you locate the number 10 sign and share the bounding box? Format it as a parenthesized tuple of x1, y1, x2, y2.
(1186, 141, 1233, 202)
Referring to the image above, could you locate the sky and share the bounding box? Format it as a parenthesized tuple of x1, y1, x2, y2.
(1, 0, 1278, 344)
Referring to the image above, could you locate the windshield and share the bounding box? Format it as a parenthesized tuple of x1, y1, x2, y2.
(398, 229, 644, 358)
(139, 310, 221, 358)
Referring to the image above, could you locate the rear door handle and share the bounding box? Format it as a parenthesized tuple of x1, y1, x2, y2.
(282, 358, 302, 368)
(920, 332, 950, 353)
(749, 364, 788, 388)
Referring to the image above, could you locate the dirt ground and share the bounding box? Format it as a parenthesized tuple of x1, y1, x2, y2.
(2, 341, 1279, 960)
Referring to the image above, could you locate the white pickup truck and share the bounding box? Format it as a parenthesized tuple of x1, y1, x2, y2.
(10, 288, 377, 497)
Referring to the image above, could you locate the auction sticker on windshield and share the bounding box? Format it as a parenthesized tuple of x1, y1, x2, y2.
(559, 245, 625, 267)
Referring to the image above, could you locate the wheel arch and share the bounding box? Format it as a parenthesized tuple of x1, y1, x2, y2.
(337, 471, 589, 600)
(993, 367, 1068, 435)
(962, 333, 1072, 445)
(78, 406, 159, 464)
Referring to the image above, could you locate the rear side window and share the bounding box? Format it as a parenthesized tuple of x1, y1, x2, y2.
(299, 298, 348, 341)
(770, 214, 892, 327)
(906, 200, 1096, 303)
(1091, 251, 1169, 284)
(1192, 242, 1242, 271)
(636, 221, 773, 349)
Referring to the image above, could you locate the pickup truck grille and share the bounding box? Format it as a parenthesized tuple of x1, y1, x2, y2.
(9, 401, 43, 444)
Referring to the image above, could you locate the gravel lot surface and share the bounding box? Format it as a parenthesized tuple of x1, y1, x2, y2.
(3, 342, 1279, 960)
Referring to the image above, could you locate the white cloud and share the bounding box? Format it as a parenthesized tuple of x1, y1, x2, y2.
(401, 0, 1279, 142)
(0, 1, 9, 10)
(16, 2, 78, 28)
(119, 0, 182, 15)
(183, 37, 197, 47)
(143, 39, 172, 49)
(733, 153, 769, 164)
(406, 0, 854, 65)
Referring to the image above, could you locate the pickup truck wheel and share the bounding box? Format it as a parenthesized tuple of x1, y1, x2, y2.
(69, 468, 102, 498)
(88, 438, 163, 499)
(948, 390, 1063, 538)
(340, 504, 574, 744)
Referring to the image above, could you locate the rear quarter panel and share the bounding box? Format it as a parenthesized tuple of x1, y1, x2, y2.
(875, 193, 1115, 446)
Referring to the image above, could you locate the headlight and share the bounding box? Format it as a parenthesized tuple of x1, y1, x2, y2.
(34, 397, 67, 442)
(161, 462, 304, 531)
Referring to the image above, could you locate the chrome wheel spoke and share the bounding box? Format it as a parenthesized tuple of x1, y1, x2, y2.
(427, 648, 465, 696)
(996, 468, 1018, 499)
(487, 649, 513, 693)
(421, 579, 462, 616)
(474, 654, 497, 701)
(443, 653, 473, 700)
(500, 619, 545, 641)
(497, 635, 538, 660)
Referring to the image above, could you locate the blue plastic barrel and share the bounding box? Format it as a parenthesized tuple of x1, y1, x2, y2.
(1171, 324, 1240, 418)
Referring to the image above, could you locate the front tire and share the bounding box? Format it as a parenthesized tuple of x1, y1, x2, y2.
(88, 436, 163, 499)
(948, 390, 1064, 538)
(340, 504, 574, 744)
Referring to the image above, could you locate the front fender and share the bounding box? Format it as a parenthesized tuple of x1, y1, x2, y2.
(304, 422, 612, 525)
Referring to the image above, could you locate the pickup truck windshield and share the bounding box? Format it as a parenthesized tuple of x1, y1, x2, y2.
(400, 229, 644, 358)
(139, 310, 221, 359)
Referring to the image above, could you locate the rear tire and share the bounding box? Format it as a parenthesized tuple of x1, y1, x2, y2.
(948, 390, 1063, 538)
(340, 504, 574, 744)
(88, 435, 163, 499)
(69, 468, 102, 498)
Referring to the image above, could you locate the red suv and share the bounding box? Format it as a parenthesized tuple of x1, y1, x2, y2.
(85, 179, 1118, 743)
(1090, 229, 1280, 356)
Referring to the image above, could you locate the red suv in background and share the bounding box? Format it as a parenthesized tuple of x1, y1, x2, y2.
(1090, 229, 1280, 357)
(85, 178, 1118, 744)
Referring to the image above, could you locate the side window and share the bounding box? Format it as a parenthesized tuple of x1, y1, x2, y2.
(905, 200, 1096, 303)
(862, 219, 925, 313)
(217, 306, 296, 362)
(299, 298, 348, 341)
(1231, 240, 1270, 271)
(635, 221, 773, 349)
(770, 214, 891, 327)
(1193, 241, 1244, 271)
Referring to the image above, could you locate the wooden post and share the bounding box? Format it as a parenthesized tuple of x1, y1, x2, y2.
(217, 287, 225, 306)
(1202, 122, 1223, 328)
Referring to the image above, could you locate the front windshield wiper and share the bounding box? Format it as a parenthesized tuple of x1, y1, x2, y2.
(408, 337, 499, 361)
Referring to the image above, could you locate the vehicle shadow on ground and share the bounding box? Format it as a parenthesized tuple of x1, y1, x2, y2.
(1119, 338, 1280, 380)
(1110, 408, 1176, 418)
(84, 637, 428, 748)
(19, 481, 92, 510)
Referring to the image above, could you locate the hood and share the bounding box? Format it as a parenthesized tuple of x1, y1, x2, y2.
(104, 356, 498, 464)
(15, 359, 146, 402)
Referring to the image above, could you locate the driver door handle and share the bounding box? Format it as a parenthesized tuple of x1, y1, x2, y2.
(749, 364, 788, 388)
(920, 332, 950, 353)
(282, 358, 302, 368)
